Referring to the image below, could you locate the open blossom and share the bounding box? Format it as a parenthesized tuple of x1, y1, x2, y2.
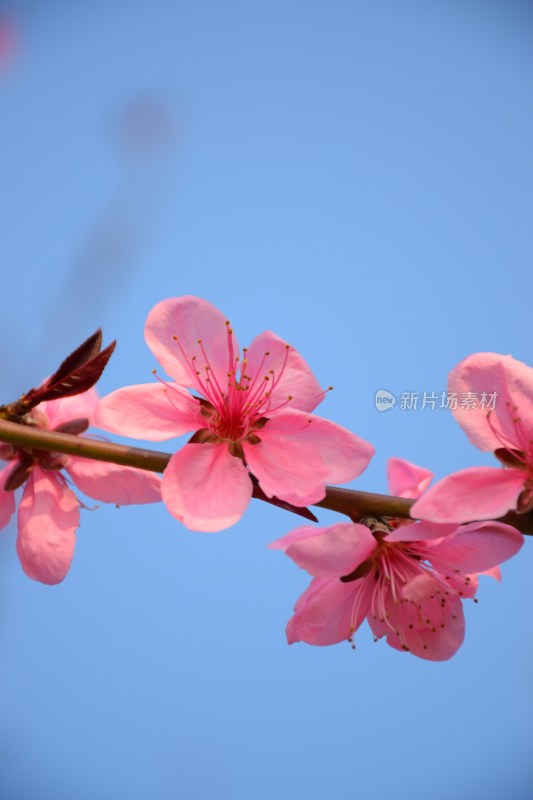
(0, 388, 161, 585)
(413, 353, 533, 524)
(270, 458, 523, 660)
(95, 296, 374, 532)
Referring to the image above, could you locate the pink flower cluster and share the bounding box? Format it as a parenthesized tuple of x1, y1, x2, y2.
(95, 296, 374, 531)
(0, 389, 160, 584)
(413, 353, 533, 522)
(271, 458, 522, 660)
(1, 298, 529, 664)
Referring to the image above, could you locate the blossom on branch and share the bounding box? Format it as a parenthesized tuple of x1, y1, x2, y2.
(95, 296, 374, 531)
(412, 353, 533, 523)
(0, 332, 162, 585)
(270, 458, 523, 661)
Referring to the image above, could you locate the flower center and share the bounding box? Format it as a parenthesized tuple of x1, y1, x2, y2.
(173, 321, 294, 443)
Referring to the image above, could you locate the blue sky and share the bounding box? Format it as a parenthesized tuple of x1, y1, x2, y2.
(0, 2, 532, 798)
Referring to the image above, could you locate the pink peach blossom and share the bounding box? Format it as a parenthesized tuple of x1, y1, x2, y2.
(0, 388, 161, 584)
(95, 296, 374, 532)
(412, 353, 533, 524)
(270, 458, 523, 660)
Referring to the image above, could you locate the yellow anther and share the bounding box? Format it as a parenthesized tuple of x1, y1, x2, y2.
(287, 395, 293, 400)
(225, 320, 230, 326)
(197, 338, 202, 344)
(172, 334, 178, 340)
(265, 351, 270, 356)
(152, 368, 157, 374)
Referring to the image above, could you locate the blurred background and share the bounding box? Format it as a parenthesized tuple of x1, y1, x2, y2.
(0, 1, 532, 798)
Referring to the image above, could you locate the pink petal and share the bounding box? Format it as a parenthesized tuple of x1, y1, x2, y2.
(162, 443, 252, 532)
(442, 571, 479, 599)
(277, 409, 375, 484)
(386, 457, 433, 499)
(270, 522, 377, 577)
(269, 524, 330, 552)
(145, 296, 237, 391)
(449, 352, 533, 452)
(245, 331, 324, 413)
(0, 463, 16, 530)
(427, 521, 523, 574)
(385, 520, 458, 543)
(482, 566, 501, 581)
(17, 467, 79, 584)
(244, 408, 373, 504)
(243, 432, 329, 506)
(369, 578, 465, 661)
(66, 457, 161, 504)
(94, 383, 203, 441)
(411, 466, 525, 523)
(39, 387, 100, 429)
(286, 575, 374, 646)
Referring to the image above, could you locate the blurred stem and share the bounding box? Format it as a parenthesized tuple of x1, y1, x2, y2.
(0, 418, 531, 535)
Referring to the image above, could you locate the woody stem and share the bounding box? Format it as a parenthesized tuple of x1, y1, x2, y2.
(0, 418, 531, 535)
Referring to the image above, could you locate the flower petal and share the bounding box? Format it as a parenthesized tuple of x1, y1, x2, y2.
(39, 387, 99, 429)
(17, 467, 79, 584)
(385, 520, 458, 543)
(245, 331, 324, 413)
(270, 522, 377, 577)
(369, 577, 465, 661)
(94, 383, 203, 441)
(244, 408, 373, 505)
(0, 463, 16, 530)
(449, 352, 533, 451)
(386, 457, 433, 499)
(66, 457, 161, 504)
(427, 521, 524, 574)
(286, 575, 373, 646)
(162, 443, 252, 532)
(411, 466, 525, 523)
(145, 296, 237, 391)
(243, 432, 329, 506)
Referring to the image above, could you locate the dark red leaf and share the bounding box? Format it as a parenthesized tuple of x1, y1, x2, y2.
(22, 340, 116, 409)
(45, 329, 103, 388)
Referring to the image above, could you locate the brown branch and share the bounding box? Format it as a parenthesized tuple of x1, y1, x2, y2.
(0, 418, 531, 535)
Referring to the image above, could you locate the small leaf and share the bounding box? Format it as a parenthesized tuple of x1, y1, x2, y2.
(46, 329, 103, 388)
(22, 340, 116, 408)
